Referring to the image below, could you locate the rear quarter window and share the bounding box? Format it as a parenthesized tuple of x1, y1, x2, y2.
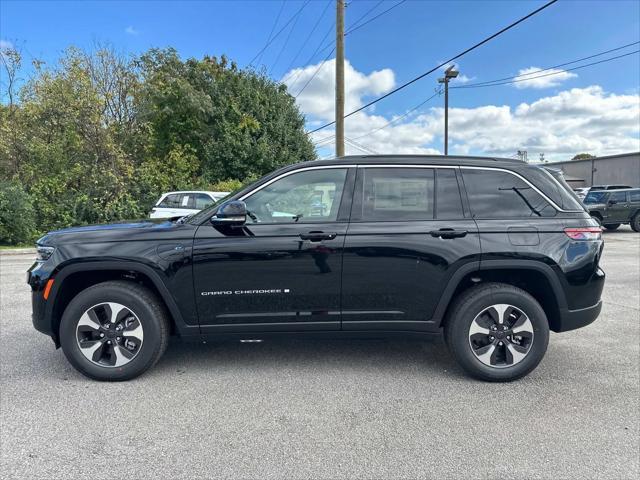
(462, 169, 557, 218)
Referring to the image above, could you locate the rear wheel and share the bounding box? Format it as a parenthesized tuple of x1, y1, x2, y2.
(59, 281, 170, 381)
(603, 223, 620, 231)
(590, 214, 602, 225)
(631, 213, 640, 232)
(444, 283, 549, 382)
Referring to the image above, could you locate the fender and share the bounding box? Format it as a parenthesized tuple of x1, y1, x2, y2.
(431, 259, 568, 327)
(45, 260, 198, 338)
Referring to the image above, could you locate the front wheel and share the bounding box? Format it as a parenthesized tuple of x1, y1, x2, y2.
(603, 223, 620, 231)
(444, 283, 549, 382)
(59, 281, 170, 381)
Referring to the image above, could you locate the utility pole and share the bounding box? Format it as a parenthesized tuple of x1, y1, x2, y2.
(335, 0, 345, 157)
(438, 65, 459, 155)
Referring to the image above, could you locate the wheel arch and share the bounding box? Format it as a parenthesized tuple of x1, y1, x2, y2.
(46, 261, 191, 345)
(435, 260, 568, 332)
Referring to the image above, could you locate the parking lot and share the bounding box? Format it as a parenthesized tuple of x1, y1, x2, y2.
(1, 228, 638, 479)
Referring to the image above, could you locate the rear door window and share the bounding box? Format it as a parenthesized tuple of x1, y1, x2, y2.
(195, 194, 214, 209)
(462, 169, 556, 218)
(358, 168, 434, 221)
(630, 190, 640, 202)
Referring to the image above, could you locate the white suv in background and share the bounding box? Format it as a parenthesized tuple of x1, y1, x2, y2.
(149, 191, 229, 219)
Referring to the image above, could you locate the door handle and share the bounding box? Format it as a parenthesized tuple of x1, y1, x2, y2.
(299, 231, 337, 242)
(429, 228, 468, 239)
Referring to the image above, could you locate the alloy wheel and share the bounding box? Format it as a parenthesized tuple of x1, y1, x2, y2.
(76, 302, 144, 367)
(468, 303, 534, 368)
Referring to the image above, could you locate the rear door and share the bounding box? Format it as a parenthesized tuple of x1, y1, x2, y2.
(341, 165, 481, 332)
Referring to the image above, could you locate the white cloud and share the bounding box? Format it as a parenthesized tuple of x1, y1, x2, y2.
(512, 67, 577, 89)
(125, 26, 139, 36)
(0, 40, 14, 50)
(283, 58, 395, 121)
(285, 59, 639, 161)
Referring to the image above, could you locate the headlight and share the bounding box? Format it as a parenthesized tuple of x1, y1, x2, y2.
(36, 246, 55, 261)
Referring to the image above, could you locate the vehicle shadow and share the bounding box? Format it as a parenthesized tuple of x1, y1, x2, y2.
(152, 335, 464, 379)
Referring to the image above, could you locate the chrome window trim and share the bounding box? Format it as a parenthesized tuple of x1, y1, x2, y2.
(239, 165, 355, 201)
(239, 162, 582, 213)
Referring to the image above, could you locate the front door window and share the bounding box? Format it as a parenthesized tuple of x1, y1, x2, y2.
(243, 169, 348, 224)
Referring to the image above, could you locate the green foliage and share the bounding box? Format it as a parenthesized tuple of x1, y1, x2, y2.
(0, 46, 315, 244)
(571, 153, 596, 161)
(0, 181, 37, 245)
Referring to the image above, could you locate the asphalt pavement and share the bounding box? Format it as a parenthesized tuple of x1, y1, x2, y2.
(1, 227, 638, 479)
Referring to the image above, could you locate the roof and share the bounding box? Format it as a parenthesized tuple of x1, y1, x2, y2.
(306, 154, 526, 169)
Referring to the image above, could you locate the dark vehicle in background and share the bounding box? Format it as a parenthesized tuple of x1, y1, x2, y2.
(28, 155, 605, 382)
(584, 188, 640, 231)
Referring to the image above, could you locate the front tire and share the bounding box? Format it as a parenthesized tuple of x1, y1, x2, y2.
(603, 223, 620, 231)
(444, 283, 549, 382)
(59, 281, 170, 381)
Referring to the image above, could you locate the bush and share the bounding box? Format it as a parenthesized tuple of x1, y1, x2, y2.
(0, 181, 37, 245)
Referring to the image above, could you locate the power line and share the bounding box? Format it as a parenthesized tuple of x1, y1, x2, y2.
(454, 40, 640, 89)
(282, 0, 332, 78)
(248, 0, 311, 67)
(295, 46, 336, 97)
(345, 0, 407, 36)
(453, 49, 639, 89)
(285, 0, 405, 88)
(345, 136, 379, 154)
(346, 0, 385, 32)
(282, 23, 334, 87)
(269, 1, 309, 75)
(307, 0, 559, 134)
(256, 0, 286, 67)
(351, 88, 442, 140)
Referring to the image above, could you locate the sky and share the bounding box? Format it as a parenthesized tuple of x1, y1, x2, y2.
(1, 0, 639, 161)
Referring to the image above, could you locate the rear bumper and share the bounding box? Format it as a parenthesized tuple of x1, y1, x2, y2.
(556, 300, 602, 332)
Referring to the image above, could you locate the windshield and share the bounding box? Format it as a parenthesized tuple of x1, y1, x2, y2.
(584, 191, 608, 204)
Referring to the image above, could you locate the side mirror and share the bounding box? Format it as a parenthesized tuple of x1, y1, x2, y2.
(211, 200, 247, 226)
(607, 200, 617, 206)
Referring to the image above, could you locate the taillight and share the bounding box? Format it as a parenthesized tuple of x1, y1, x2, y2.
(564, 227, 602, 240)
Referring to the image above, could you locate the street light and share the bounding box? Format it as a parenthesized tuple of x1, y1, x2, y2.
(438, 65, 459, 156)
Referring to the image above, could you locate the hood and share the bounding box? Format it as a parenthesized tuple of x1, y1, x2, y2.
(38, 218, 193, 246)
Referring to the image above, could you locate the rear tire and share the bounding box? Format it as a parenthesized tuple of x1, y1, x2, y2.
(59, 280, 170, 381)
(631, 213, 640, 232)
(603, 223, 620, 231)
(444, 283, 549, 382)
(590, 214, 602, 225)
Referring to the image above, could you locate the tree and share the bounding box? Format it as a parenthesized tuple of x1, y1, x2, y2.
(136, 49, 315, 184)
(571, 153, 596, 161)
(0, 45, 315, 243)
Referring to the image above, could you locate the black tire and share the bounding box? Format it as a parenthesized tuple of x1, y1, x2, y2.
(631, 213, 640, 232)
(603, 223, 620, 231)
(59, 280, 170, 381)
(590, 214, 602, 225)
(444, 282, 550, 382)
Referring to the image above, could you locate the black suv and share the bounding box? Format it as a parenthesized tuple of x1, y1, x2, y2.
(583, 188, 640, 231)
(28, 156, 605, 382)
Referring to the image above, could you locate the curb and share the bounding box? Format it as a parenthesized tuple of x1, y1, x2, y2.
(0, 248, 37, 256)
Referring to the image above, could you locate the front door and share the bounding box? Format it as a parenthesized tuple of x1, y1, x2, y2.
(193, 167, 355, 333)
(341, 166, 481, 332)
(605, 191, 629, 223)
